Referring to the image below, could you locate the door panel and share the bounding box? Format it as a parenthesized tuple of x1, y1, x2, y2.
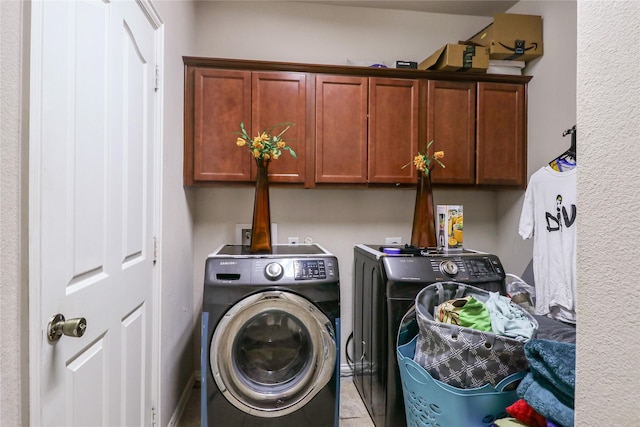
(122, 24, 147, 261)
(315, 75, 368, 183)
(191, 68, 252, 182)
(30, 1, 158, 425)
(476, 82, 526, 186)
(368, 77, 419, 184)
(427, 80, 476, 185)
(65, 338, 108, 426)
(252, 72, 307, 183)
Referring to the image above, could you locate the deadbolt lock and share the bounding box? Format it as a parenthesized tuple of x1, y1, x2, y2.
(47, 314, 87, 343)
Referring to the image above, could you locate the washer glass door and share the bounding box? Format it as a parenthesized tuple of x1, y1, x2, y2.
(211, 290, 336, 417)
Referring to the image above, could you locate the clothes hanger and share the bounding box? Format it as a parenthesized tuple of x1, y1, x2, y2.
(549, 125, 576, 171)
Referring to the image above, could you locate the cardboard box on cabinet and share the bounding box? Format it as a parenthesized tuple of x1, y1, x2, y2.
(467, 13, 543, 62)
(419, 44, 489, 72)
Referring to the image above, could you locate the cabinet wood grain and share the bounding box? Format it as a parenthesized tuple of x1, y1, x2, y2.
(315, 75, 368, 183)
(477, 82, 526, 187)
(368, 77, 420, 184)
(183, 57, 531, 188)
(427, 80, 476, 185)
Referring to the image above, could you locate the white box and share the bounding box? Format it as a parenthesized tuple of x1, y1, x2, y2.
(437, 205, 463, 251)
(487, 59, 525, 75)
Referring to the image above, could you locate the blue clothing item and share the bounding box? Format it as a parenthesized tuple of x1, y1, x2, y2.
(485, 292, 536, 340)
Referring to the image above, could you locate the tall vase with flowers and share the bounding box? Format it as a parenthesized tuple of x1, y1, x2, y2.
(235, 122, 296, 253)
(406, 141, 445, 248)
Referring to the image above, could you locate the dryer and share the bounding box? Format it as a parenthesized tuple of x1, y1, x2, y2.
(352, 244, 506, 427)
(202, 244, 340, 426)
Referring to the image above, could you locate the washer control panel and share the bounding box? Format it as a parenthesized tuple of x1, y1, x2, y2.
(294, 259, 326, 280)
(205, 253, 339, 286)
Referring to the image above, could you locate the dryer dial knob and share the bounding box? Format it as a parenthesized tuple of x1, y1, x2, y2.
(264, 262, 284, 280)
(440, 260, 459, 277)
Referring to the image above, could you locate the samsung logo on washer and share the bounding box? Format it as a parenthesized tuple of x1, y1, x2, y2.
(219, 261, 237, 265)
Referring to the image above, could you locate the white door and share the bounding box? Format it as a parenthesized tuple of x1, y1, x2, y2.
(29, 1, 161, 425)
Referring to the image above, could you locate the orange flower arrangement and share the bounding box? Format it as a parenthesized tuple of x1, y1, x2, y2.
(235, 122, 296, 162)
(404, 141, 445, 174)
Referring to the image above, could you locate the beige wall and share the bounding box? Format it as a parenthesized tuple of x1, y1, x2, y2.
(0, 0, 29, 425)
(576, 1, 640, 424)
(189, 0, 576, 369)
(498, 0, 577, 276)
(153, 1, 199, 425)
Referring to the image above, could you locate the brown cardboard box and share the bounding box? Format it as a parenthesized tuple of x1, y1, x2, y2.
(419, 44, 489, 72)
(467, 13, 543, 62)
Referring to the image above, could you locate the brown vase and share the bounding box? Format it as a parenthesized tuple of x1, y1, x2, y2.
(410, 170, 437, 248)
(250, 159, 272, 253)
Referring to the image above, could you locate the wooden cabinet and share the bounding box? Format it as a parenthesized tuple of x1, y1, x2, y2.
(476, 82, 526, 187)
(183, 57, 530, 188)
(251, 72, 307, 184)
(184, 67, 307, 185)
(315, 76, 419, 184)
(427, 80, 527, 187)
(427, 80, 476, 185)
(185, 68, 251, 184)
(368, 77, 420, 184)
(315, 75, 368, 183)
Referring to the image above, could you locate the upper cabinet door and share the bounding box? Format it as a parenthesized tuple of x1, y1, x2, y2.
(315, 75, 368, 183)
(187, 68, 252, 184)
(476, 82, 527, 187)
(252, 72, 307, 183)
(368, 77, 420, 184)
(427, 80, 476, 185)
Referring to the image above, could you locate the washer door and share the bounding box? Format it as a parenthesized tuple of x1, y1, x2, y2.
(210, 290, 336, 417)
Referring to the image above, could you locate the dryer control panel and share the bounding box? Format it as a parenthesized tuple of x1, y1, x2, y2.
(378, 248, 506, 295)
(432, 256, 504, 281)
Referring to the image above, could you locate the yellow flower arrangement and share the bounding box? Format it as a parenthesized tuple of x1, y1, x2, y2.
(406, 140, 445, 175)
(235, 122, 296, 162)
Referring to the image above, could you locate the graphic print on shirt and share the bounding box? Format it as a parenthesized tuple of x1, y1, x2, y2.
(545, 194, 577, 232)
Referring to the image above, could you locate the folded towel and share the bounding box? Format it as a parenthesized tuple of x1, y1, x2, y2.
(525, 339, 576, 404)
(517, 373, 574, 427)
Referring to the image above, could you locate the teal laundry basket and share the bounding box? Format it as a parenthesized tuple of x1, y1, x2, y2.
(397, 331, 525, 427)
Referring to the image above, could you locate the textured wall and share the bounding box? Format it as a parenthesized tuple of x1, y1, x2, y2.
(575, 1, 640, 424)
(0, 0, 28, 425)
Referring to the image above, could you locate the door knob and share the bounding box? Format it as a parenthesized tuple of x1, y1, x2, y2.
(47, 313, 87, 343)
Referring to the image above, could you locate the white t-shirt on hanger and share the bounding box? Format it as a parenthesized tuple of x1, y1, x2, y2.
(519, 165, 577, 323)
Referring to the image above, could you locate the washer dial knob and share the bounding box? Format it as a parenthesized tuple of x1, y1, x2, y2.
(264, 262, 284, 280)
(440, 260, 459, 277)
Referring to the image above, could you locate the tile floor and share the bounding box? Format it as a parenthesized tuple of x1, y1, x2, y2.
(177, 375, 375, 427)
